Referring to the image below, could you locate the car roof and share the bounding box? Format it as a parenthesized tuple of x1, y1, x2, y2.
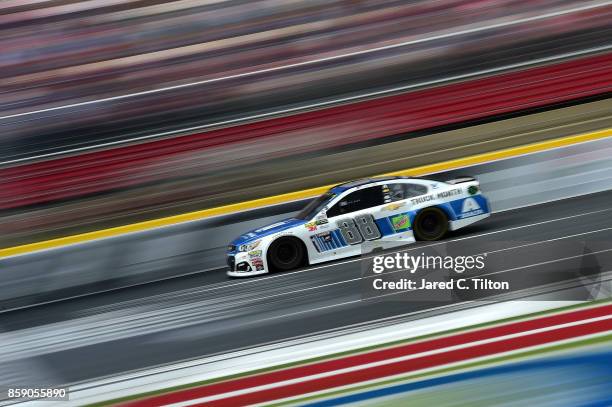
(329, 176, 411, 194)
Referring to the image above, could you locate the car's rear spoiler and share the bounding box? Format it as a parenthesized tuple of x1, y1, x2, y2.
(446, 175, 477, 184)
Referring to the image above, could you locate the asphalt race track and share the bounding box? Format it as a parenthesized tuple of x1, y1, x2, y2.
(1, 189, 611, 389)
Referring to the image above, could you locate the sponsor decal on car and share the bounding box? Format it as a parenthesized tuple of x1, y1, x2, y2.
(391, 213, 411, 232)
(382, 202, 406, 211)
(410, 195, 434, 205)
(250, 257, 264, 270)
(251, 240, 261, 249)
(468, 185, 479, 195)
(436, 187, 462, 199)
(316, 231, 333, 241)
(248, 250, 262, 258)
(459, 197, 485, 218)
(311, 230, 346, 252)
(305, 222, 318, 231)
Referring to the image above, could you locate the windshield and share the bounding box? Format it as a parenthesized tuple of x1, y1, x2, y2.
(295, 192, 335, 220)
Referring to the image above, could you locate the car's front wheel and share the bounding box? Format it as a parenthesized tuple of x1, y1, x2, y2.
(267, 237, 306, 272)
(413, 207, 449, 241)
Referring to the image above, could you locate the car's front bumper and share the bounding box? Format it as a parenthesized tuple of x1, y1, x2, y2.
(226, 252, 268, 277)
(227, 269, 268, 277)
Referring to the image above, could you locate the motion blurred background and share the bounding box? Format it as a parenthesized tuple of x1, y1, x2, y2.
(1, 1, 612, 404)
(1, 0, 611, 246)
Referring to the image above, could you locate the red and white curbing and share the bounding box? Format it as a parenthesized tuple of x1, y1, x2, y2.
(49, 300, 612, 406)
(118, 302, 612, 406)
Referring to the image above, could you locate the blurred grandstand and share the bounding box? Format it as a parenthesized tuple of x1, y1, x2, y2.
(1, 0, 611, 246)
(1, 0, 609, 149)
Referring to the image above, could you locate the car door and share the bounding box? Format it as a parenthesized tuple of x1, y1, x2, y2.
(315, 185, 386, 259)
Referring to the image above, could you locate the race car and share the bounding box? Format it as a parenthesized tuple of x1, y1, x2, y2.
(227, 176, 490, 277)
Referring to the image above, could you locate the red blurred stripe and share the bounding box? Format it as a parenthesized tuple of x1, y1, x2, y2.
(2, 53, 611, 209)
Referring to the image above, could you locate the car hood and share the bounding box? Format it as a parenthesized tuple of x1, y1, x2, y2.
(230, 217, 306, 246)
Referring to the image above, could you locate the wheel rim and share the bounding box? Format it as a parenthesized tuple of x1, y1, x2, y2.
(277, 242, 297, 265)
(419, 212, 442, 237)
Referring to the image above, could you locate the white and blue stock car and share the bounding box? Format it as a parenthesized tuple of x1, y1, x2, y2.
(227, 176, 490, 277)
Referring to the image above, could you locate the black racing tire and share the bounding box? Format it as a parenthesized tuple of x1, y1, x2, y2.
(267, 237, 306, 272)
(413, 207, 449, 241)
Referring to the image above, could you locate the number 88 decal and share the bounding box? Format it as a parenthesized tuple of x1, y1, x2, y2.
(337, 214, 382, 245)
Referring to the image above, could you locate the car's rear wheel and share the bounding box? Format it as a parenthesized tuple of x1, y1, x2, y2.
(268, 237, 306, 272)
(413, 207, 449, 241)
